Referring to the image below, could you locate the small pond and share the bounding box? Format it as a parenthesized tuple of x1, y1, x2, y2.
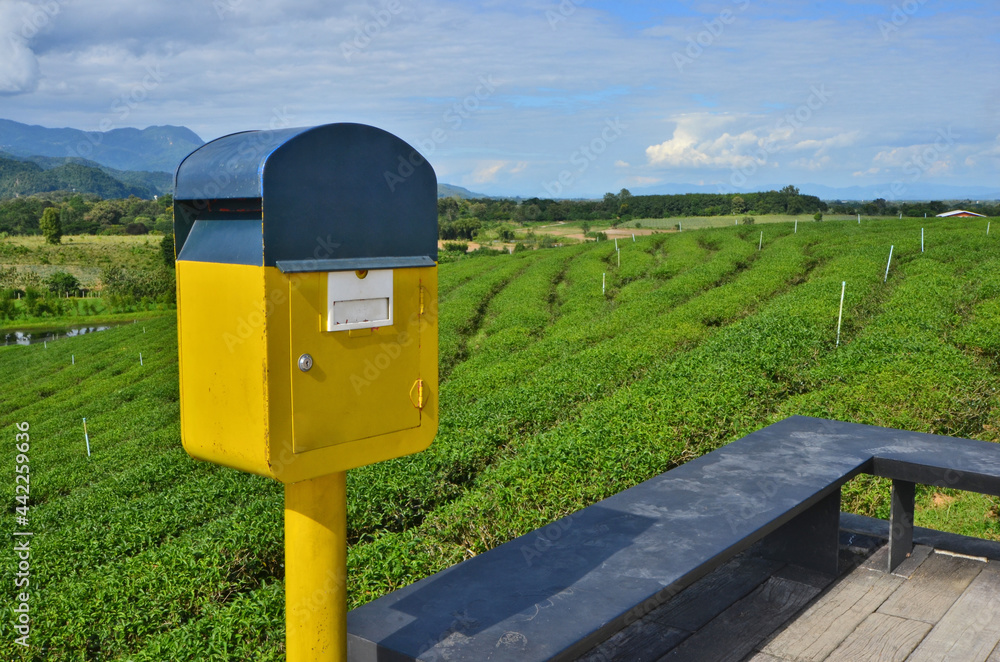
(2, 321, 135, 346)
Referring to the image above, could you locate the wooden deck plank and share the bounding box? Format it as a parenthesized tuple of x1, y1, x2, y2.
(658, 575, 824, 662)
(647, 555, 785, 633)
(575, 625, 689, 662)
(742, 654, 785, 662)
(824, 613, 931, 662)
(877, 551, 984, 623)
(907, 562, 1000, 662)
(575, 555, 783, 661)
(859, 544, 933, 579)
(760, 567, 904, 661)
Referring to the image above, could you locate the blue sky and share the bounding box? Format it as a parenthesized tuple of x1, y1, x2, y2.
(1, 0, 998, 198)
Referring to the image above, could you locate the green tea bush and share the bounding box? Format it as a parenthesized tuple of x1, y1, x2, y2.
(3, 218, 999, 660)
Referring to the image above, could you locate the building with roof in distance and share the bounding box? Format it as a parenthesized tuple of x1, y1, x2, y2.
(936, 210, 987, 218)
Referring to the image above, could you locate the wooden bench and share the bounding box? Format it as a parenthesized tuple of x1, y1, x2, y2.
(347, 416, 1000, 661)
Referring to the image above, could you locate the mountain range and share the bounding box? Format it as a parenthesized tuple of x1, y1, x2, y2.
(0, 119, 204, 174)
(0, 119, 484, 200)
(0, 152, 173, 198)
(2, 119, 996, 202)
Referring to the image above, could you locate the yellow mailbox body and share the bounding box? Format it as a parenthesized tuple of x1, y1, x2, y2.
(173, 124, 438, 483)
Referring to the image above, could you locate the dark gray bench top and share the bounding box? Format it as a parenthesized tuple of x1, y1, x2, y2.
(347, 416, 1000, 661)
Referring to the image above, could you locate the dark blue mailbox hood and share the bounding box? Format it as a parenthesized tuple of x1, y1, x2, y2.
(173, 123, 438, 272)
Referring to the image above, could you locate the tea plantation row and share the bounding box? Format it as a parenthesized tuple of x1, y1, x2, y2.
(1, 217, 998, 660)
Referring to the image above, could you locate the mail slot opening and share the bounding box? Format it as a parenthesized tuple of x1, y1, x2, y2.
(327, 269, 393, 331)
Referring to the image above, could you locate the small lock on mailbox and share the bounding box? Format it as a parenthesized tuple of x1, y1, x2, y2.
(173, 123, 438, 483)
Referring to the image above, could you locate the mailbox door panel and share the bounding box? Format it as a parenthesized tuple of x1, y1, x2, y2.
(288, 269, 422, 453)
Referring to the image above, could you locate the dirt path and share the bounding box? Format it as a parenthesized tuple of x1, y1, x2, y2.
(438, 240, 482, 252)
(537, 226, 668, 242)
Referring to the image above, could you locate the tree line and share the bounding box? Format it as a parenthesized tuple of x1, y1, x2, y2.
(1, 188, 995, 244)
(439, 186, 828, 228)
(825, 198, 1000, 218)
(0, 193, 173, 237)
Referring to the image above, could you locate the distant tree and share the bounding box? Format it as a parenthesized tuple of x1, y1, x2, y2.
(45, 271, 79, 296)
(161, 234, 175, 268)
(731, 196, 747, 215)
(618, 188, 633, 217)
(603, 192, 618, 212)
(125, 222, 149, 235)
(580, 221, 591, 235)
(741, 216, 756, 225)
(153, 215, 173, 234)
(84, 199, 124, 226)
(780, 185, 800, 196)
(39, 207, 62, 244)
(814, 212, 823, 222)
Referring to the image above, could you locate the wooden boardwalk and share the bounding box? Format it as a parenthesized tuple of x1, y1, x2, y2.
(577, 524, 1000, 662)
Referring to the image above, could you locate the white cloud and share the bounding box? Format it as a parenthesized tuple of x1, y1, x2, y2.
(791, 131, 861, 153)
(644, 114, 859, 173)
(0, 2, 43, 95)
(791, 155, 831, 171)
(0, 0, 996, 194)
(645, 115, 763, 169)
(471, 160, 508, 183)
(629, 175, 660, 186)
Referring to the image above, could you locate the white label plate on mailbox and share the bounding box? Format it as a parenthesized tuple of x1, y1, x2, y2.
(327, 269, 393, 331)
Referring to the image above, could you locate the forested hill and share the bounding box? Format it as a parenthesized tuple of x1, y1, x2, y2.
(0, 155, 154, 199)
(1, 152, 172, 197)
(0, 119, 203, 173)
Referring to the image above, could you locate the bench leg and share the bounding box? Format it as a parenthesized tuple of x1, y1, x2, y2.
(889, 480, 915, 572)
(759, 488, 841, 577)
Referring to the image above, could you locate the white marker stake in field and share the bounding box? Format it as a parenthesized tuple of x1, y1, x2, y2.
(139, 353, 143, 366)
(836, 281, 846, 347)
(795, 220, 798, 234)
(632, 234, 635, 242)
(83, 418, 91, 457)
(884, 245, 894, 283)
(614, 238, 618, 251)
(44, 341, 46, 349)
(602, 272, 605, 295)
(921, 228, 924, 253)
(617, 250, 620, 268)
(858, 214, 861, 224)
(988, 222, 991, 236)
(72, 355, 74, 365)
(759, 231, 763, 251)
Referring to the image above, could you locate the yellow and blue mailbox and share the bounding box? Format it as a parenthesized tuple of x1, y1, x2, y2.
(173, 123, 438, 661)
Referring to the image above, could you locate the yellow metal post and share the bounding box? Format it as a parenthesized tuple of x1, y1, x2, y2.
(285, 471, 348, 662)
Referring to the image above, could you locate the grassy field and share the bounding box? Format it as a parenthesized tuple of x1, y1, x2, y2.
(0, 234, 166, 289)
(1, 217, 999, 660)
(0, 234, 174, 331)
